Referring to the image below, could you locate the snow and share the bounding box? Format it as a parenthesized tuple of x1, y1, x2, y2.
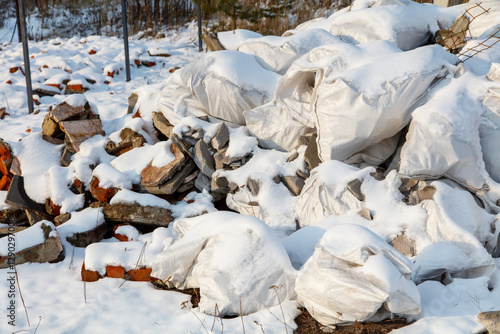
(1, 1, 500, 333)
(0, 221, 54, 254)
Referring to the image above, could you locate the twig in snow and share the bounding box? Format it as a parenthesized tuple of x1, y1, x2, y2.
(240, 298, 246, 334)
(33, 316, 43, 334)
(14, 266, 30, 327)
(181, 300, 209, 334)
(270, 285, 288, 334)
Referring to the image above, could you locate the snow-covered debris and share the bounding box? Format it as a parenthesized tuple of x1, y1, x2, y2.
(218, 29, 263, 50)
(151, 211, 297, 316)
(238, 28, 340, 74)
(296, 224, 421, 325)
(157, 50, 280, 125)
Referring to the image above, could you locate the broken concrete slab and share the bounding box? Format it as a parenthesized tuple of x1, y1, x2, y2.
(0, 221, 64, 269)
(141, 143, 187, 187)
(0, 208, 29, 226)
(144, 159, 196, 195)
(281, 175, 306, 196)
(42, 113, 64, 138)
(60, 118, 105, 152)
(477, 311, 500, 334)
(347, 179, 365, 202)
(54, 213, 71, 226)
(177, 169, 200, 193)
(211, 122, 229, 150)
(66, 222, 107, 248)
(203, 32, 226, 52)
(89, 202, 173, 227)
(408, 185, 436, 205)
(194, 139, 216, 177)
(0, 226, 26, 237)
(106, 128, 146, 156)
(389, 234, 416, 257)
(152, 111, 174, 139)
(49, 100, 90, 123)
(436, 15, 469, 52)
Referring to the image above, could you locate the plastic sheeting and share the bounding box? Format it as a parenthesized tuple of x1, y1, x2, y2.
(150, 212, 296, 316)
(399, 73, 490, 191)
(292, 0, 459, 51)
(295, 224, 421, 325)
(238, 29, 341, 75)
(157, 50, 280, 126)
(313, 45, 457, 163)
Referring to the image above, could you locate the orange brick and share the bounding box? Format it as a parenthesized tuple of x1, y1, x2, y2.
(81, 262, 100, 282)
(89, 49, 97, 55)
(127, 268, 152, 281)
(67, 84, 83, 92)
(106, 265, 125, 278)
(0, 174, 12, 191)
(89, 176, 117, 202)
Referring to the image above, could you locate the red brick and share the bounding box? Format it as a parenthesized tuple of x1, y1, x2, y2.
(89, 176, 117, 203)
(67, 84, 83, 92)
(106, 265, 125, 278)
(81, 262, 100, 282)
(89, 49, 97, 55)
(127, 268, 152, 281)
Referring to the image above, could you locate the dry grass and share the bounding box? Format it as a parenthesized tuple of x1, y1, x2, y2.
(293, 308, 413, 334)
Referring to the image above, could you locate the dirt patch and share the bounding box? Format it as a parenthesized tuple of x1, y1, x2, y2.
(151, 278, 200, 308)
(294, 308, 413, 334)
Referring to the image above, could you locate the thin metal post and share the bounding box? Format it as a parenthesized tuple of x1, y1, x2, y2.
(197, 4, 202, 52)
(121, 0, 131, 82)
(14, 0, 21, 43)
(17, 0, 34, 114)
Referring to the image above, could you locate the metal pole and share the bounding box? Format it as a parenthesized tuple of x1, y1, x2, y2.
(14, 0, 21, 43)
(197, 4, 202, 52)
(121, 0, 131, 82)
(17, 0, 34, 114)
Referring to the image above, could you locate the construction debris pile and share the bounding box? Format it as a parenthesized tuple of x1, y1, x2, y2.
(1, 0, 500, 332)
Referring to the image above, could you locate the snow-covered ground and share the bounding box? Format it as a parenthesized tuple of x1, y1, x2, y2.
(1, 0, 500, 333)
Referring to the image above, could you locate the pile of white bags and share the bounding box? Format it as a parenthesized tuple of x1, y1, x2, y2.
(295, 224, 421, 325)
(157, 50, 280, 125)
(150, 212, 296, 316)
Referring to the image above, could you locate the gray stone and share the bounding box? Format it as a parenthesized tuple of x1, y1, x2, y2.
(0, 222, 63, 269)
(247, 178, 261, 196)
(59, 118, 105, 152)
(211, 122, 229, 150)
(477, 311, 500, 334)
(152, 111, 174, 138)
(194, 139, 216, 177)
(296, 169, 310, 179)
(60, 146, 74, 167)
(66, 222, 107, 247)
(304, 133, 321, 169)
(347, 179, 364, 202)
(191, 129, 204, 141)
(281, 175, 305, 196)
(195, 172, 212, 193)
(171, 133, 193, 158)
(223, 153, 251, 165)
(90, 202, 173, 227)
(144, 160, 196, 195)
(177, 169, 199, 193)
(389, 234, 416, 257)
(54, 213, 71, 226)
(141, 143, 187, 187)
(214, 149, 226, 170)
(182, 136, 198, 147)
(211, 175, 229, 194)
